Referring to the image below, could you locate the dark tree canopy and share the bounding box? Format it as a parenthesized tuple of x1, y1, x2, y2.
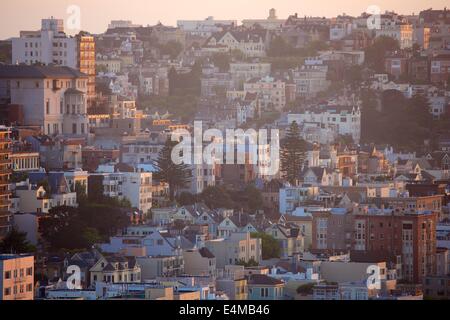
(281, 121, 306, 185)
(365, 36, 400, 73)
(153, 139, 192, 202)
(361, 88, 436, 151)
(251, 232, 281, 260)
(0, 228, 35, 254)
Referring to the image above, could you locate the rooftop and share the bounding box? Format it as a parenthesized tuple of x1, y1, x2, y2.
(0, 254, 34, 261)
(0, 65, 87, 79)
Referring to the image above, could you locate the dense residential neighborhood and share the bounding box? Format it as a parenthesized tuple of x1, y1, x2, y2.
(1, 4, 450, 303)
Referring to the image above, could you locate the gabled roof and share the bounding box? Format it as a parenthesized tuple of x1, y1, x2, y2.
(102, 263, 116, 272)
(228, 214, 254, 228)
(64, 88, 85, 95)
(182, 203, 214, 219)
(28, 172, 70, 195)
(246, 274, 284, 286)
(208, 29, 267, 44)
(300, 167, 330, 180)
(199, 247, 215, 259)
(269, 223, 301, 238)
(0, 65, 87, 79)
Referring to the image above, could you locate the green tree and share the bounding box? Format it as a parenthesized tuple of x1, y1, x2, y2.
(153, 139, 192, 202)
(39, 206, 86, 250)
(365, 36, 400, 73)
(0, 228, 36, 254)
(281, 121, 306, 185)
(228, 184, 263, 213)
(344, 65, 363, 89)
(199, 186, 235, 209)
(168, 61, 202, 96)
(177, 192, 197, 206)
(211, 53, 230, 72)
(244, 185, 263, 213)
(297, 283, 315, 295)
(361, 88, 436, 151)
(96, 64, 108, 74)
(159, 40, 183, 60)
(81, 227, 103, 247)
(304, 40, 329, 56)
(231, 49, 245, 61)
(251, 232, 280, 260)
(75, 181, 87, 205)
(268, 36, 295, 57)
(78, 203, 130, 239)
(236, 258, 259, 267)
(39, 201, 131, 251)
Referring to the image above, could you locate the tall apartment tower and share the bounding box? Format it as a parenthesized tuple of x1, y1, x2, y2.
(12, 18, 77, 68)
(312, 209, 438, 284)
(12, 19, 96, 108)
(0, 126, 11, 240)
(76, 33, 96, 107)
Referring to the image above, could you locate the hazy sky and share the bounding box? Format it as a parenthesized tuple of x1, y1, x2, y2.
(1, 0, 448, 39)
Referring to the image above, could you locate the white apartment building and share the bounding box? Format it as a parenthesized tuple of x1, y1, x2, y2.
(96, 58, 122, 73)
(205, 232, 262, 269)
(205, 31, 267, 58)
(184, 163, 216, 195)
(279, 185, 319, 214)
(243, 76, 286, 111)
(330, 21, 354, 41)
(0, 65, 89, 136)
(292, 65, 330, 98)
(229, 62, 271, 86)
(11, 177, 77, 215)
(428, 95, 448, 119)
(288, 105, 361, 143)
(177, 17, 237, 37)
(375, 22, 413, 49)
(93, 171, 153, 214)
(121, 142, 164, 167)
(10, 152, 40, 172)
(242, 9, 285, 30)
(12, 18, 77, 67)
(108, 20, 143, 29)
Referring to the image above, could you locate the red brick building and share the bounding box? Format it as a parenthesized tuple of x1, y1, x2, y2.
(311, 207, 438, 284)
(430, 55, 450, 84)
(385, 55, 409, 80)
(82, 147, 120, 172)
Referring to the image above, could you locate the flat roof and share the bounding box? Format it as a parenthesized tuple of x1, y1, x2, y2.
(0, 254, 34, 261)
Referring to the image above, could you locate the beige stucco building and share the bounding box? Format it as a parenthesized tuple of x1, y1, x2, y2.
(0, 254, 34, 300)
(205, 232, 262, 269)
(183, 247, 216, 276)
